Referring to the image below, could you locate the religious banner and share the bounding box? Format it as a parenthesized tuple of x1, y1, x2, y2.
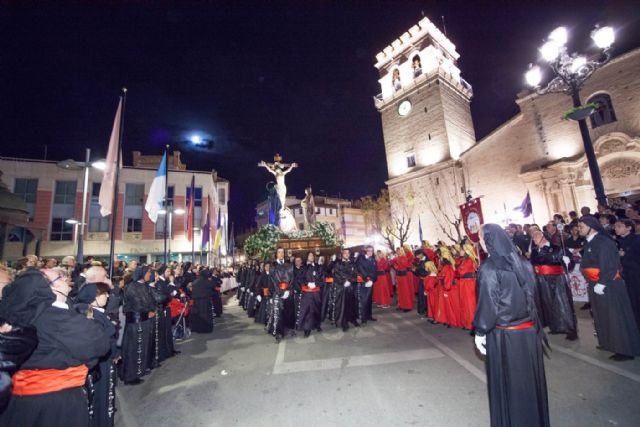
(459, 197, 484, 243)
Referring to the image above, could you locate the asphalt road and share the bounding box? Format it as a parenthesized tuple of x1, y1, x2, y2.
(116, 298, 640, 427)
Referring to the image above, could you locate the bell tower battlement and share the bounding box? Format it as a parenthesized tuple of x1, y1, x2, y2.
(374, 17, 476, 179)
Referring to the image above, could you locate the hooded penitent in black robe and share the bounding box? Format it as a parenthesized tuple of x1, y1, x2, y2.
(473, 224, 549, 427)
(1, 297, 110, 427)
(297, 262, 324, 333)
(191, 271, 215, 333)
(581, 227, 640, 357)
(333, 259, 358, 331)
(292, 265, 305, 326)
(247, 266, 261, 318)
(121, 267, 157, 383)
(74, 284, 119, 427)
(530, 243, 577, 338)
(148, 275, 174, 366)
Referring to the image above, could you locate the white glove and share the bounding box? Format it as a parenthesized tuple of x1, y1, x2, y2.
(241, 287, 245, 291)
(331, 254, 337, 262)
(344, 281, 351, 287)
(365, 280, 373, 288)
(474, 335, 486, 355)
(171, 290, 177, 296)
(257, 295, 262, 302)
(562, 256, 570, 266)
(308, 282, 316, 289)
(594, 283, 606, 295)
(282, 291, 290, 299)
(250, 291, 254, 296)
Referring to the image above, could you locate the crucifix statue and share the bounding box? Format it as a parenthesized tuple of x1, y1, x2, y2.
(258, 153, 298, 232)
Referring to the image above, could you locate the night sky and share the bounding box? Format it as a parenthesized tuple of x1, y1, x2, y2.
(1, 1, 639, 231)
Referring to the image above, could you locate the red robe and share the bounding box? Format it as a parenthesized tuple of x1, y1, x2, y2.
(440, 264, 461, 327)
(373, 258, 391, 306)
(393, 255, 414, 310)
(424, 274, 438, 320)
(456, 257, 477, 330)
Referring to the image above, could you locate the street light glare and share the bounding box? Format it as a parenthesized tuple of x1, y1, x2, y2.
(174, 208, 186, 215)
(592, 26, 614, 49)
(65, 219, 79, 224)
(540, 40, 560, 62)
(548, 27, 568, 46)
(92, 160, 106, 170)
(570, 56, 587, 73)
(525, 65, 542, 87)
(158, 209, 167, 215)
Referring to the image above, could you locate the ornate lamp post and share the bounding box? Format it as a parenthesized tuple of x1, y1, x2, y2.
(524, 25, 615, 208)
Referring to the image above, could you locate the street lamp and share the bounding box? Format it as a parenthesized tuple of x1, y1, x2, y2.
(524, 24, 615, 208)
(158, 204, 185, 262)
(57, 150, 106, 262)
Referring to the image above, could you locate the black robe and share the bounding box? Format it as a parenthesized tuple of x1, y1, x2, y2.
(255, 272, 273, 325)
(121, 281, 156, 382)
(473, 224, 549, 427)
(211, 275, 224, 317)
(582, 232, 640, 356)
(618, 233, 640, 330)
(297, 263, 324, 332)
(530, 244, 577, 336)
(1, 303, 110, 427)
(291, 266, 305, 325)
(75, 304, 118, 427)
(267, 260, 293, 338)
(333, 259, 358, 329)
(321, 261, 336, 322)
(191, 277, 215, 333)
(355, 255, 378, 323)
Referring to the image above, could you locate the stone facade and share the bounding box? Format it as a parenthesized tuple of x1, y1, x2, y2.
(375, 17, 640, 244)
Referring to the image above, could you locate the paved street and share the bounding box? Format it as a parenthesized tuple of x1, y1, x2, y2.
(117, 298, 640, 427)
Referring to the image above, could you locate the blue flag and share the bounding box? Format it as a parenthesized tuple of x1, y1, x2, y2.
(515, 191, 533, 218)
(144, 151, 167, 223)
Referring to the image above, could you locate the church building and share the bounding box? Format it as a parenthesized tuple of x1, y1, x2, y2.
(374, 17, 640, 243)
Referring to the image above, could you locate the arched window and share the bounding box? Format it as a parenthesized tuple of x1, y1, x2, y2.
(588, 93, 617, 128)
(412, 54, 422, 78)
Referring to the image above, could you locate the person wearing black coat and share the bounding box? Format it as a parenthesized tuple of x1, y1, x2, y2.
(267, 248, 294, 342)
(190, 269, 215, 333)
(333, 249, 358, 332)
(473, 224, 549, 427)
(152, 265, 175, 363)
(120, 266, 157, 385)
(579, 216, 640, 361)
(530, 230, 578, 340)
(74, 283, 119, 427)
(255, 264, 274, 325)
(210, 270, 224, 318)
(355, 246, 378, 324)
(297, 252, 325, 337)
(615, 219, 640, 331)
(1, 268, 110, 427)
(291, 258, 305, 326)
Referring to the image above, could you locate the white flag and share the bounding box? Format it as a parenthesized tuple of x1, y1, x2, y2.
(144, 152, 167, 223)
(99, 98, 123, 217)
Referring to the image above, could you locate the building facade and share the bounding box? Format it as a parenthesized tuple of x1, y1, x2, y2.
(0, 151, 229, 263)
(375, 17, 640, 244)
(254, 196, 369, 248)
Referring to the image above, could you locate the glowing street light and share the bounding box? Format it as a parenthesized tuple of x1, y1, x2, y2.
(524, 23, 616, 208)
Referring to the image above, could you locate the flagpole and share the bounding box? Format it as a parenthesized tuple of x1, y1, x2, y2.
(108, 88, 126, 279)
(163, 145, 169, 264)
(191, 174, 195, 263)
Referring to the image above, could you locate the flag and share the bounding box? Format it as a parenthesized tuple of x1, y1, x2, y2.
(187, 175, 195, 242)
(201, 198, 211, 248)
(99, 98, 123, 217)
(515, 191, 533, 218)
(213, 208, 222, 251)
(144, 152, 167, 223)
(340, 205, 347, 240)
(228, 222, 235, 257)
(418, 216, 424, 242)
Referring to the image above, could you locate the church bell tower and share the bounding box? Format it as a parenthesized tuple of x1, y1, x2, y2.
(374, 17, 476, 179)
